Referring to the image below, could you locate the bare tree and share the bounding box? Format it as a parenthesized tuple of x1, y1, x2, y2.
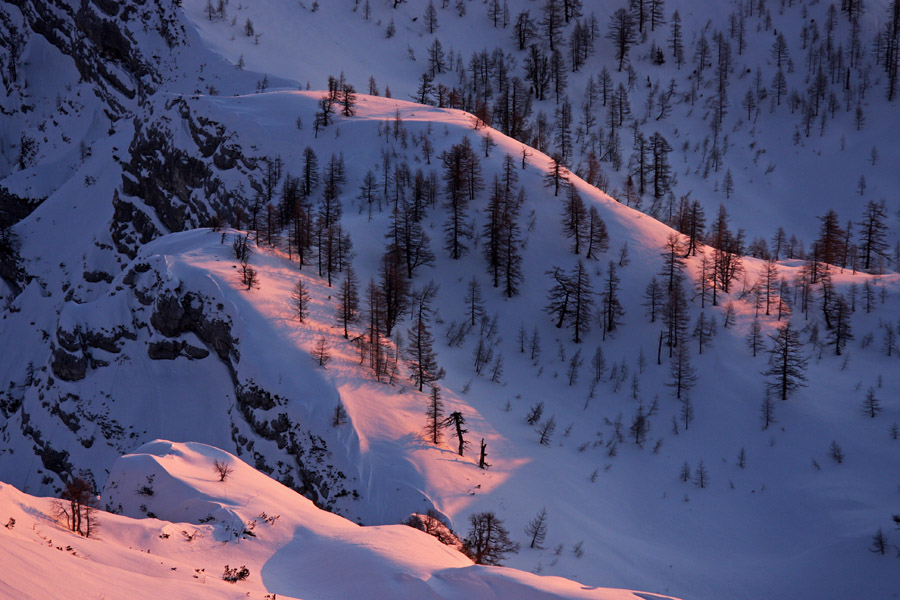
(762, 323, 808, 401)
(213, 459, 234, 482)
(446, 411, 469, 456)
(54, 476, 99, 537)
(536, 415, 557, 445)
(607, 8, 637, 71)
(524, 507, 549, 549)
(291, 279, 311, 322)
(463, 512, 520, 565)
(313, 336, 332, 367)
(425, 385, 446, 444)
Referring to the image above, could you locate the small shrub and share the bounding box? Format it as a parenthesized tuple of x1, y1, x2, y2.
(222, 564, 250, 583)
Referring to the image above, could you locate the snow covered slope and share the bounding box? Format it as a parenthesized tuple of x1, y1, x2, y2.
(1, 1, 899, 599)
(179, 0, 900, 249)
(0, 440, 680, 600)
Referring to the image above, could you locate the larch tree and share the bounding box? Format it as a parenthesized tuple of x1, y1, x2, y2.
(465, 276, 486, 327)
(648, 131, 673, 201)
(548, 260, 593, 343)
(861, 386, 882, 418)
(54, 476, 99, 537)
(600, 260, 625, 340)
(336, 265, 360, 339)
(291, 279, 311, 322)
(762, 322, 808, 401)
(545, 265, 573, 329)
(826, 294, 854, 355)
(585, 205, 610, 259)
(561, 183, 589, 255)
(524, 507, 549, 549)
(544, 155, 569, 196)
(425, 385, 446, 444)
(815, 210, 847, 267)
(463, 512, 520, 565)
(541, 0, 564, 51)
(607, 8, 637, 72)
(662, 276, 690, 356)
(407, 281, 445, 391)
(424, 0, 439, 33)
(857, 199, 889, 272)
(378, 249, 409, 337)
(746, 318, 763, 357)
(313, 336, 332, 367)
(667, 342, 697, 400)
(441, 137, 481, 259)
(446, 411, 469, 456)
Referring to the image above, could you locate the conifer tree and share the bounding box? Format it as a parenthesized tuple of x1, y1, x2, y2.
(667, 343, 697, 399)
(544, 156, 569, 196)
(642, 277, 663, 323)
(561, 183, 589, 255)
(465, 276, 486, 327)
(524, 507, 549, 549)
(857, 200, 889, 272)
(336, 266, 360, 338)
(541, 0, 564, 51)
(545, 266, 573, 329)
(446, 411, 469, 456)
(669, 10, 684, 67)
(600, 260, 625, 340)
(746, 318, 763, 357)
(292, 279, 311, 323)
(762, 323, 808, 401)
(585, 205, 610, 259)
(464, 512, 519, 565)
(424, 0, 439, 33)
(379, 249, 409, 337)
(826, 295, 854, 355)
(407, 282, 445, 391)
(313, 336, 332, 367)
(861, 386, 882, 418)
(607, 8, 637, 71)
(569, 260, 594, 343)
(425, 385, 445, 444)
(441, 138, 481, 258)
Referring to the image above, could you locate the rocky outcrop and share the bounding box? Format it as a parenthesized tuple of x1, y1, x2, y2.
(50, 344, 88, 381)
(114, 97, 257, 254)
(8, 0, 185, 114)
(49, 322, 136, 381)
(233, 382, 353, 511)
(111, 189, 163, 259)
(147, 339, 209, 361)
(149, 292, 237, 364)
(120, 120, 209, 233)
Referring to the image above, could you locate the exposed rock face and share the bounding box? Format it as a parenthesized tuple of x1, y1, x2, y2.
(50, 344, 89, 381)
(7, 0, 184, 113)
(147, 339, 209, 361)
(0, 0, 357, 519)
(50, 321, 136, 381)
(111, 190, 162, 260)
(233, 382, 353, 511)
(112, 99, 255, 258)
(0, 187, 43, 230)
(149, 292, 237, 364)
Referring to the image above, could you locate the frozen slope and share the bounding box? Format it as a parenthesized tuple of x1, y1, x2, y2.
(1, 1, 899, 598)
(0, 440, 680, 600)
(1, 85, 898, 599)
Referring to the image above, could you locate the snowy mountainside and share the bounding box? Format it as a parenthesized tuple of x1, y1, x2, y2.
(181, 0, 900, 250)
(1, 440, 677, 600)
(1, 84, 897, 599)
(0, 1, 899, 599)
